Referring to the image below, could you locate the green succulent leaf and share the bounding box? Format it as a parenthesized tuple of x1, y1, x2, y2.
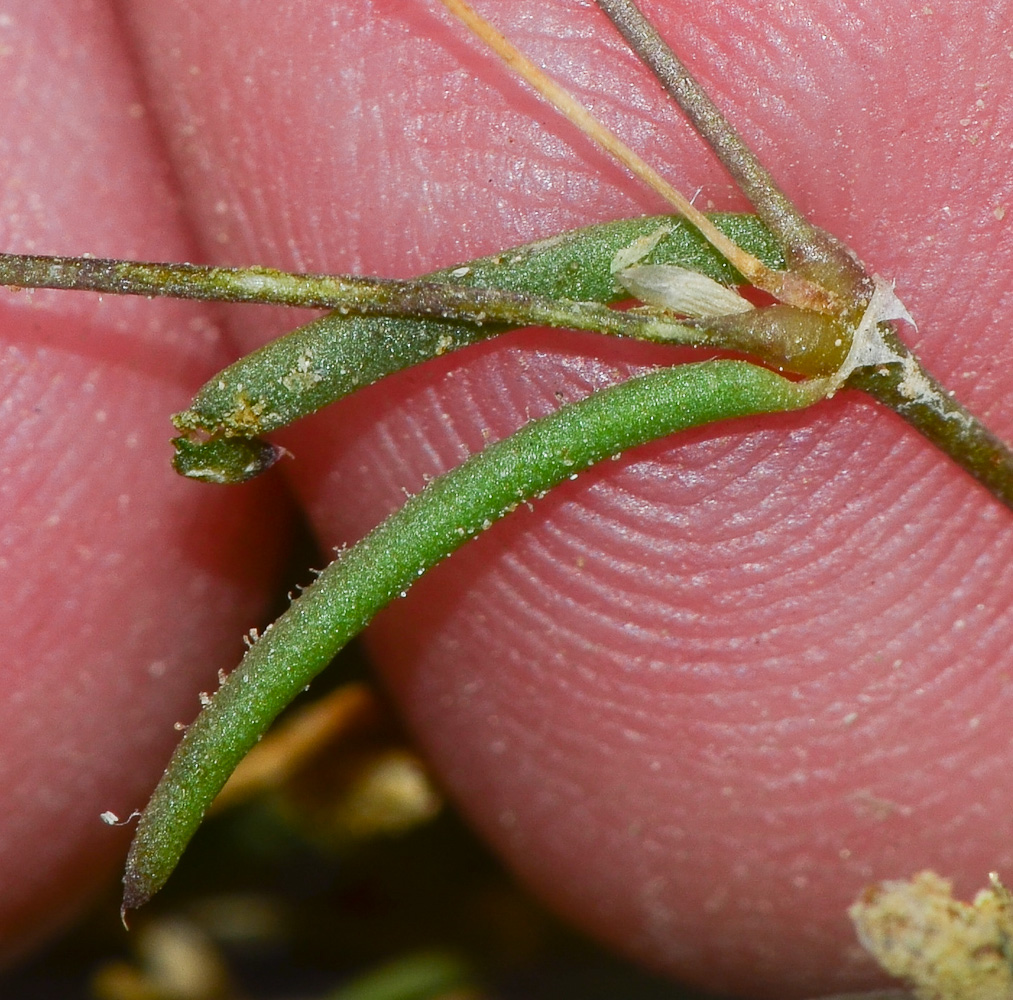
(124, 357, 823, 913)
(171, 213, 782, 447)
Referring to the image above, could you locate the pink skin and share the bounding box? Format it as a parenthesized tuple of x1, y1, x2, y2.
(0, 0, 295, 966)
(5, 0, 1013, 996)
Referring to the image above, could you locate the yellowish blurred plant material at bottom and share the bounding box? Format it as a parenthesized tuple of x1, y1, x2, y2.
(212, 682, 443, 843)
(850, 870, 1013, 1000)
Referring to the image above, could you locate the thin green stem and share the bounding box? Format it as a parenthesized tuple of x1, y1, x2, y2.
(593, 0, 790, 226)
(123, 359, 826, 913)
(0, 250, 698, 342)
(847, 331, 1013, 509)
(7, 224, 1013, 513)
(592, 0, 867, 294)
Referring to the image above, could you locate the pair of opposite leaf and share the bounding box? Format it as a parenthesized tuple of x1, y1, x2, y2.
(2, 0, 1010, 919)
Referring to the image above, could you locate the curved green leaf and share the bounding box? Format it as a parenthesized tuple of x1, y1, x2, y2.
(125, 357, 822, 914)
(173, 213, 782, 443)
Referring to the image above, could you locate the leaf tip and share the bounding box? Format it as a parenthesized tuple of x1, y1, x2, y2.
(171, 435, 284, 484)
(120, 869, 150, 928)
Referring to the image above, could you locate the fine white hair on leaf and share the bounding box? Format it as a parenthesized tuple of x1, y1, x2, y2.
(101, 810, 141, 827)
(617, 263, 754, 318)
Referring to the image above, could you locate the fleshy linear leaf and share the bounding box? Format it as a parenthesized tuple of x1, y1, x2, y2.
(173, 213, 782, 442)
(125, 358, 823, 913)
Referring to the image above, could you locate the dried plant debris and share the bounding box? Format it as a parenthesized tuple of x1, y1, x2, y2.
(849, 871, 1013, 1000)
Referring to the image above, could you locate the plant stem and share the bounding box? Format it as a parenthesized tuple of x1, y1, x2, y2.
(7, 230, 1012, 513)
(123, 359, 826, 913)
(848, 331, 1013, 509)
(592, 0, 867, 295)
(587, 2, 1013, 511)
(593, 0, 808, 252)
(437, 0, 835, 312)
(0, 250, 698, 343)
